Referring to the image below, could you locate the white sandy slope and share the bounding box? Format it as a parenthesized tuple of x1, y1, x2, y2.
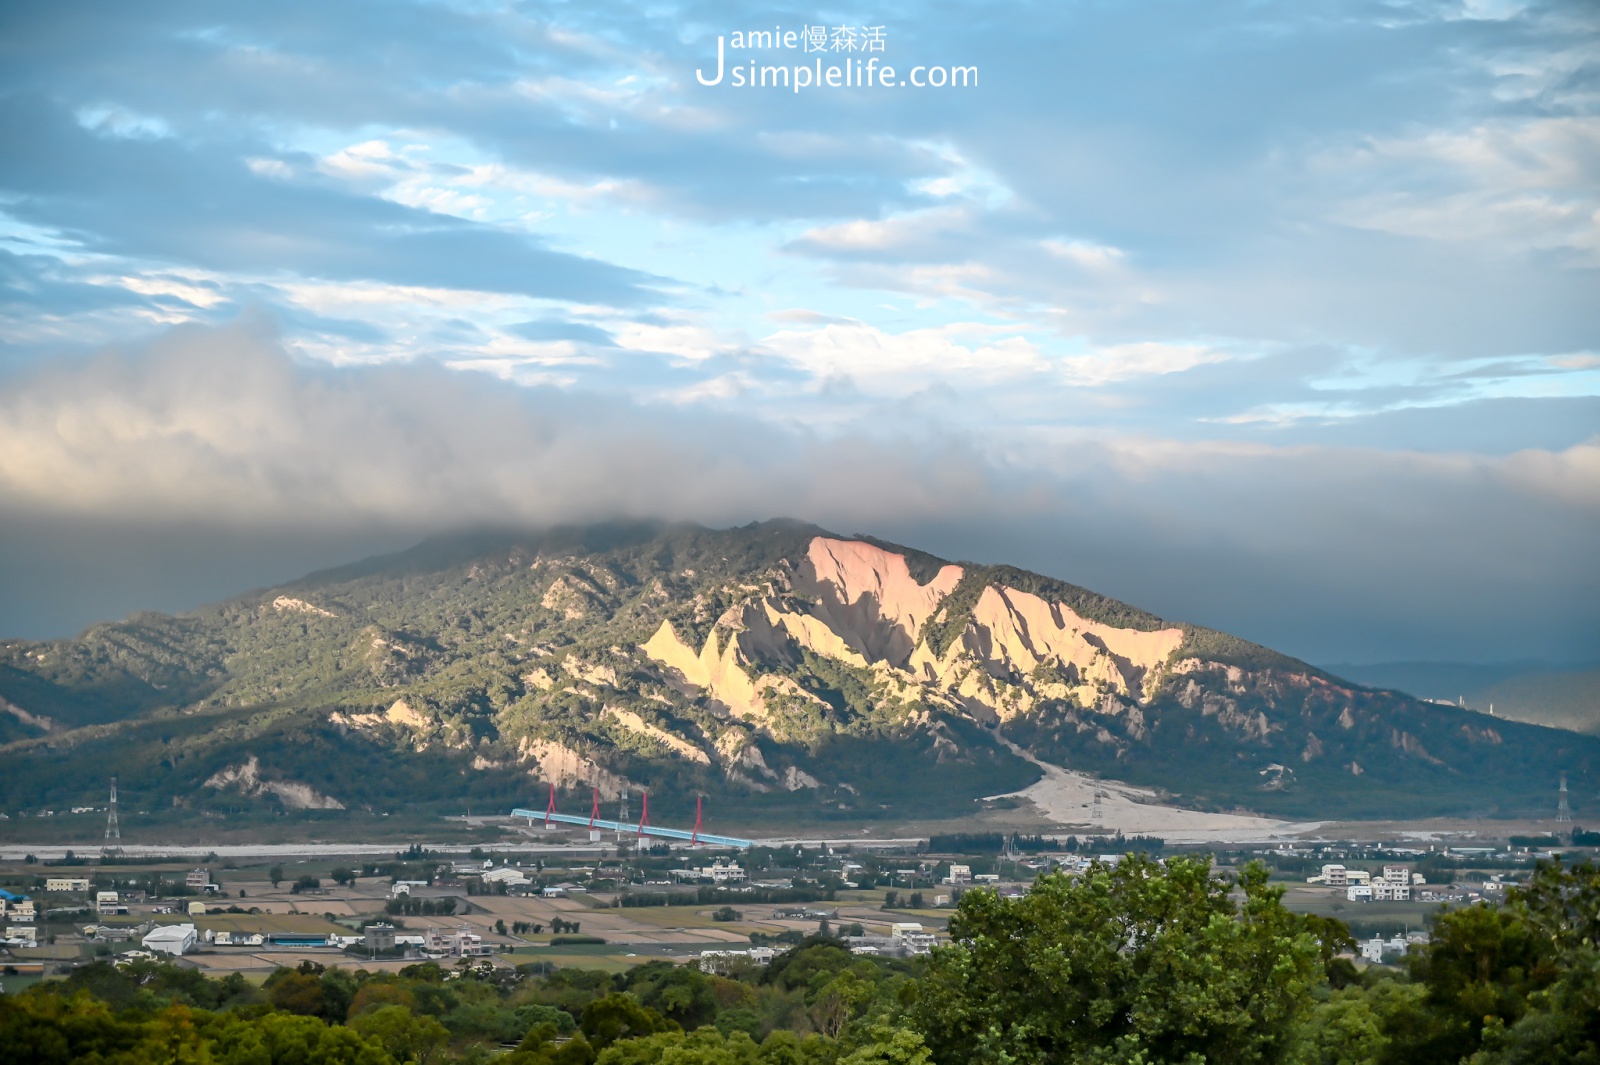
(985, 729, 1323, 844)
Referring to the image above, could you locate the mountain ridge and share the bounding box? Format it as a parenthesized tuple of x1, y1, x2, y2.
(0, 519, 1592, 828)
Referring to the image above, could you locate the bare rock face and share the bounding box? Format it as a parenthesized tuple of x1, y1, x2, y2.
(203, 755, 345, 809)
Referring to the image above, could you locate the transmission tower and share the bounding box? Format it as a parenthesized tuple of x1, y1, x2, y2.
(616, 788, 629, 842)
(1091, 787, 1104, 822)
(1558, 774, 1572, 823)
(104, 777, 120, 841)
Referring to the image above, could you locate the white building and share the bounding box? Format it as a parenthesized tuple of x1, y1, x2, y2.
(142, 924, 198, 956)
(423, 924, 494, 958)
(1372, 881, 1411, 902)
(4, 925, 36, 946)
(1312, 864, 1347, 885)
(1359, 936, 1409, 964)
(96, 891, 123, 915)
(481, 867, 529, 886)
(943, 864, 972, 885)
(890, 922, 937, 955)
(1346, 883, 1373, 902)
(46, 878, 91, 892)
(1382, 865, 1411, 885)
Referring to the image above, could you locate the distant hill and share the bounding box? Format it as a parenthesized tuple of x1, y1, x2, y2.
(1325, 661, 1600, 736)
(0, 520, 1595, 830)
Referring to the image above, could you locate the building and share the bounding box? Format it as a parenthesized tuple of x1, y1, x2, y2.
(1346, 883, 1373, 902)
(890, 922, 937, 955)
(0, 890, 33, 922)
(672, 861, 747, 884)
(97, 891, 127, 916)
(45, 878, 91, 893)
(4, 925, 37, 946)
(1372, 881, 1411, 902)
(270, 934, 331, 949)
(188, 901, 207, 916)
(364, 924, 397, 952)
(481, 868, 530, 886)
(142, 924, 198, 956)
(1359, 936, 1409, 964)
(1346, 869, 1372, 886)
(1382, 865, 1411, 885)
(423, 924, 493, 958)
(943, 865, 973, 885)
(185, 869, 212, 891)
(1313, 864, 1346, 886)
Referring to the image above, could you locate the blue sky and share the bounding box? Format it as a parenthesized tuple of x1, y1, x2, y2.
(0, 0, 1596, 663)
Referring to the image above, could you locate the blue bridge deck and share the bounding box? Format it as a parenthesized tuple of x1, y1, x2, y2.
(510, 809, 751, 848)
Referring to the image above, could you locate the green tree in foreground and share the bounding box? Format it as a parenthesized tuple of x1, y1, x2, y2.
(913, 854, 1331, 1065)
(350, 1004, 450, 1064)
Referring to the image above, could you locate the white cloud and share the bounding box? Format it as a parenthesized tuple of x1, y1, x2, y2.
(760, 319, 1048, 389)
(1313, 118, 1600, 262)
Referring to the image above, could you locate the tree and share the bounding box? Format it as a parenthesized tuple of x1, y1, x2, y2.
(841, 1027, 935, 1065)
(621, 961, 718, 1031)
(579, 992, 676, 1050)
(808, 969, 876, 1038)
(332, 866, 356, 887)
(350, 1004, 450, 1064)
(912, 855, 1328, 1065)
(496, 919, 508, 935)
(269, 864, 284, 888)
(1385, 857, 1600, 1064)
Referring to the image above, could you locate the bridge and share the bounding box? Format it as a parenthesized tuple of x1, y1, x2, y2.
(511, 789, 751, 849)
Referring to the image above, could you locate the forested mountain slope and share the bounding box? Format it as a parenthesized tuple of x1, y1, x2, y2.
(1, 520, 1592, 825)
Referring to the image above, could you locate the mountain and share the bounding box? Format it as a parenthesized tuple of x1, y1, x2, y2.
(1, 520, 1594, 831)
(1325, 661, 1600, 736)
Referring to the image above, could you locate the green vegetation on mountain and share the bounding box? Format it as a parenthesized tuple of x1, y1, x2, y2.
(0, 519, 1594, 827)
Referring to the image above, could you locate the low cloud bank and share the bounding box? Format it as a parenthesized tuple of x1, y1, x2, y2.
(2, 320, 1595, 663)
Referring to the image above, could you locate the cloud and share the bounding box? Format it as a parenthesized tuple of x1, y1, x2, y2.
(1, 320, 1596, 665)
(0, 95, 662, 307)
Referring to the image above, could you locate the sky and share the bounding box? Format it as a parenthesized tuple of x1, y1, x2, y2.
(0, 0, 1596, 665)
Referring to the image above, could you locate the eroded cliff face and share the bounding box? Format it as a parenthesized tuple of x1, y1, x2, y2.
(639, 535, 1189, 735)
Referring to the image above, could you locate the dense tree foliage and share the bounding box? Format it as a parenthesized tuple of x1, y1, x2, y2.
(913, 855, 1333, 1064)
